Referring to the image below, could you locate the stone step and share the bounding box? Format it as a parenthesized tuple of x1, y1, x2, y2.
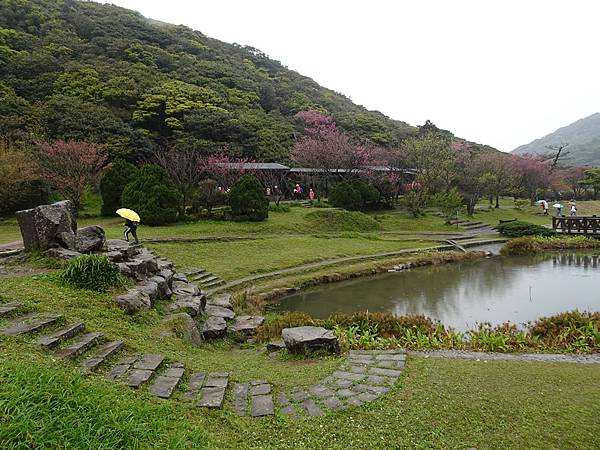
(55, 332, 103, 359)
(201, 279, 225, 289)
(184, 268, 206, 277)
(191, 271, 212, 280)
(0, 302, 22, 317)
(196, 275, 219, 284)
(82, 340, 124, 371)
(37, 322, 86, 349)
(0, 313, 62, 336)
(197, 373, 228, 408)
(106, 355, 138, 381)
(124, 354, 165, 389)
(232, 382, 249, 416)
(133, 353, 165, 371)
(249, 381, 274, 417)
(182, 372, 206, 400)
(149, 362, 185, 399)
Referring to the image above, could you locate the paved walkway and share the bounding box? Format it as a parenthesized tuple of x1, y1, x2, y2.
(409, 349, 600, 364)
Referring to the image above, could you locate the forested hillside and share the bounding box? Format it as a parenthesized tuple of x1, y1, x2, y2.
(512, 113, 600, 166)
(0, 0, 423, 162)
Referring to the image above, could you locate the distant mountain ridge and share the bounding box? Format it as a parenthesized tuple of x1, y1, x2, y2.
(512, 113, 600, 166)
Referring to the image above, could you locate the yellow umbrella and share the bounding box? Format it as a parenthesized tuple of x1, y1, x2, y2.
(116, 208, 140, 223)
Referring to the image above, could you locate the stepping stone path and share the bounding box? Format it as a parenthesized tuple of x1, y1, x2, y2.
(184, 268, 225, 290)
(0, 302, 406, 419)
(278, 349, 405, 416)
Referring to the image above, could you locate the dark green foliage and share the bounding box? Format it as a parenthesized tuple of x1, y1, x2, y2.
(0, 180, 47, 215)
(0, 0, 417, 161)
(99, 159, 138, 216)
(228, 175, 268, 221)
(59, 255, 124, 292)
(329, 181, 381, 211)
(192, 179, 227, 216)
(121, 164, 180, 225)
(496, 220, 556, 237)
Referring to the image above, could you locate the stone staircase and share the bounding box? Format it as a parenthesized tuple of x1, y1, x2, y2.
(184, 268, 225, 290)
(0, 302, 406, 417)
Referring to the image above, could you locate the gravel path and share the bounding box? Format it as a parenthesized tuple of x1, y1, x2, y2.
(408, 349, 600, 364)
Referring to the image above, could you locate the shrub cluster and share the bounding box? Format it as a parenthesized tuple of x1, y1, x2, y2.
(329, 181, 381, 211)
(228, 175, 268, 221)
(501, 235, 600, 256)
(121, 164, 180, 226)
(59, 254, 124, 292)
(99, 159, 138, 216)
(496, 220, 555, 237)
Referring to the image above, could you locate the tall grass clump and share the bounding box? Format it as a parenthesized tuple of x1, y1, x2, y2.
(502, 235, 600, 255)
(59, 254, 125, 292)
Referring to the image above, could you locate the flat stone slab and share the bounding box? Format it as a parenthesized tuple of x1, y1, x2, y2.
(336, 389, 357, 398)
(205, 376, 228, 388)
(367, 367, 402, 377)
(163, 366, 185, 378)
(206, 293, 233, 310)
(375, 353, 406, 361)
(106, 364, 130, 381)
(125, 369, 154, 388)
(198, 386, 226, 408)
(375, 360, 405, 369)
(323, 396, 345, 411)
(55, 332, 103, 359)
(204, 305, 235, 320)
(150, 373, 183, 399)
(300, 399, 323, 416)
(82, 340, 123, 371)
(250, 383, 271, 396)
(232, 383, 249, 416)
(309, 384, 335, 399)
(133, 354, 164, 371)
(1, 313, 62, 336)
(354, 384, 390, 395)
(251, 394, 274, 417)
(228, 315, 264, 336)
(290, 389, 310, 402)
(332, 370, 366, 382)
(182, 372, 205, 400)
(0, 302, 22, 317)
(37, 322, 85, 349)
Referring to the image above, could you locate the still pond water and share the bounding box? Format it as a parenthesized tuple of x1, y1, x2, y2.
(275, 253, 600, 330)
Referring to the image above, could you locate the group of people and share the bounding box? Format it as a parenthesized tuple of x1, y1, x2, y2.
(539, 199, 577, 217)
(292, 184, 315, 201)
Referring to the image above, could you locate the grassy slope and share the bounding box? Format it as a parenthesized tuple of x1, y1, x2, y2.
(1, 345, 598, 450)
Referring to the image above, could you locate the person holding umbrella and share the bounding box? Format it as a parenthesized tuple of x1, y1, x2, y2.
(553, 203, 563, 218)
(116, 208, 140, 244)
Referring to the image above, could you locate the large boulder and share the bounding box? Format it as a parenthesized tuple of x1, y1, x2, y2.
(282, 326, 340, 354)
(149, 275, 172, 298)
(206, 293, 233, 310)
(16, 200, 77, 251)
(201, 316, 227, 340)
(204, 304, 235, 321)
(229, 315, 264, 337)
(58, 225, 106, 253)
(161, 313, 202, 346)
(115, 289, 151, 314)
(166, 295, 205, 317)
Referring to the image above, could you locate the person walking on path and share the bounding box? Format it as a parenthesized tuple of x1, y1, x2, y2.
(309, 188, 315, 203)
(542, 200, 549, 215)
(124, 219, 139, 244)
(570, 204, 577, 217)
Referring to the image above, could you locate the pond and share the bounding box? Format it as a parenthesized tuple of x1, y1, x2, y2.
(274, 253, 600, 330)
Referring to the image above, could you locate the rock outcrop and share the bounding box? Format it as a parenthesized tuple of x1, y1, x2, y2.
(282, 326, 340, 354)
(16, 200, 77, 251)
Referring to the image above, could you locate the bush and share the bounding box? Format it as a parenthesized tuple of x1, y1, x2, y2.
(59, 254, 124, 292)
(501, 235, 600, 255)
(500, 236, 543, 255)
(100, 159, 138, 216)
(329, 181, 381, 211)
(496, 220, 555, 237)
(121, 164, 180, 226)
(228, 175, 268, 221)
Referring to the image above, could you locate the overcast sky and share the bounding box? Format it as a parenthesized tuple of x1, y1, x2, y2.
(101, 0, 599, 152)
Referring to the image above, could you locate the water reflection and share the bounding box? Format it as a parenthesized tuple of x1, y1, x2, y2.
(274, 252, 600, 330)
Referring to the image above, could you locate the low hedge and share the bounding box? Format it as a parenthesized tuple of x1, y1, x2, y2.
(496, 220, 555, 238)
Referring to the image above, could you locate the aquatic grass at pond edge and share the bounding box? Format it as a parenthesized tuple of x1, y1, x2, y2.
(256, 310, 600, 353)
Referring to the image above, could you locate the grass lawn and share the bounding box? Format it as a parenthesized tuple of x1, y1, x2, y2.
(1, 343, 598, 449)
(148, 236, 438, 281)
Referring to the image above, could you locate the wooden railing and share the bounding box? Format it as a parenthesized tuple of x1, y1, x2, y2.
(552, 216, 600, 234)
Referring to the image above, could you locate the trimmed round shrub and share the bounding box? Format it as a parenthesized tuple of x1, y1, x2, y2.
(329, 181, 381, 211)
(121, 164, 180, 226)
(329, 181, 362, 211)
(100, 159, 138, 216)
(228, 175, 268, 221)
(496, 220, 555, 238)
(59, 254, 124, 292)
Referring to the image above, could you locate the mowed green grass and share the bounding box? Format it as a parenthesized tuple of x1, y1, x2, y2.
(1, 345, 598, 450)
(147, 236, 438, 280)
